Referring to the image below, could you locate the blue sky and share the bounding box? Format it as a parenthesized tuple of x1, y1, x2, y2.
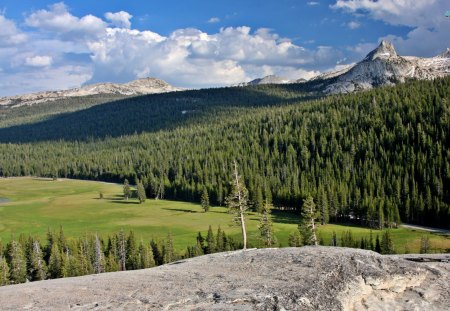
(0, 0, 448, 96)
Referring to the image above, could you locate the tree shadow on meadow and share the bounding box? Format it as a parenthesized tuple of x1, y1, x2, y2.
(161, 208, 201, 213)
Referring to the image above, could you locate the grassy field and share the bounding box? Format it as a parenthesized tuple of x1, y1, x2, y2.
(0, 177, 448, 253)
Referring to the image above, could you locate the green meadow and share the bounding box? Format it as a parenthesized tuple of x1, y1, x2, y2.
(0, 177, 448, 253)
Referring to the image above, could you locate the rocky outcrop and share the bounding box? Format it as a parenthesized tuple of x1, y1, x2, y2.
(0, 77, 181, 108)
(316, 41, 450, 94)
(0, 247, 448, 310)
(239, 75, 293, 86)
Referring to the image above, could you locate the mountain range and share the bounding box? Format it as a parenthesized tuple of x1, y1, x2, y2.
(242, 41, 450, 94)
(1, 41, 448, 108)
(0, 78, 181, 108)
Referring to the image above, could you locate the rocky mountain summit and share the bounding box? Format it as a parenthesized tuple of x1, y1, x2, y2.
(0, 247, 448, 310)
(239, 75, 292, 86)
(0, 77, 181, 108)
(239, 41, 450, 95)
(316, 41, 450, 94)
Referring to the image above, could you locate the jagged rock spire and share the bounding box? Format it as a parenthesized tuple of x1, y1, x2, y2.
(364, 40, 398, 61)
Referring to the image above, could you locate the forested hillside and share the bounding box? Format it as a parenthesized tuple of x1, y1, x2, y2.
(0, 78, 449, 228)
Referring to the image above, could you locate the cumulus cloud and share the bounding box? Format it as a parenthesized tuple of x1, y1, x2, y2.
(307, 2, 320, 6)
(207, 17, 220, 23)
(25, 2, 107, 40)
(0, 2, 343, 96)
(25, 55, 53, 67)
(105, 11, 133, 29)
(332, 0, 450, 56)
(0, 15, 27, 46)
(86, 25, 338, 87)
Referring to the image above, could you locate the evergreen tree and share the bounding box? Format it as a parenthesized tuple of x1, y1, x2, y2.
(380, 230, 395, 254)
(375, 235, 381, 253)
(216, 226, 225, 252)
(105, 252, 119, 272)
(288, 231, 302, 247)
(123, 179, 131, 201)
(8, 240, 27, 284)
(258, 199, 277, 247)
(205, 226, 216, 254)
(137, 180, 146, 204)
(163, 232, 176, 263)
(126, 231, 138, 270)
(226, 161, 249, 249)
(201, 188, 210, 212)
(150, 239, 163, 266)
(29, 240, 47, 281)
(340, 230, 356, 248)
(378, 201, 385, 229)
(138, 240, 155, 269)
(0, 256, 10, 286)
(299, 196, 319, 246)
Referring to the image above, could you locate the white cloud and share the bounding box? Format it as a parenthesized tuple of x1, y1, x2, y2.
(347, 21, 360, 29)
(0, 3, 343, 96)
(25, 55, 53, 67)
(105, 11, 133, 29)
(307, 2, 320, 6)
(0, 65, 92, 96)
(25, 2, 106, 40)
(207, 17, 220, 23)
(0, 15, 27, 46)
(86, 25, 338, 87)
(333, 0, 450, 56)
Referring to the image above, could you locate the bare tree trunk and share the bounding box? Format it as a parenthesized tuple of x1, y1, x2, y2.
(240, 210, 247, 249)
(234, 161, 247, 250)
(310, 205, 318, 246)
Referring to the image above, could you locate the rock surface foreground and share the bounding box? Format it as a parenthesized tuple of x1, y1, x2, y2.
(0, 247, 449, 310)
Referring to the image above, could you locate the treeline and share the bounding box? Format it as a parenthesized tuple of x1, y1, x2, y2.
(0, 78, 449, 228)
(0, 226, 240, 286)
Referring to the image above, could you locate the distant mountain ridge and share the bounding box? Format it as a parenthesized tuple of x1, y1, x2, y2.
(0, 77, 181, 108)
(314, 41, 450, 94)
(239, 41, 450, 94)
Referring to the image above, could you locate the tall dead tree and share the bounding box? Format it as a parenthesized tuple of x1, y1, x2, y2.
(226, 161, 249, 249)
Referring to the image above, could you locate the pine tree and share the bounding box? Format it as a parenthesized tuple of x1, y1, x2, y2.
(378, 201, 385, 229)
(137, 180, 146, 204)
(288, 230, 302, 247)
(8, 240, 27, 284)
(163, 232, 176, 263)
(216, 226, 225, 252)
(380, 230, 395, 254)
(299, 196, 319, 246)
(375, 235, 381, 253)
(126, 231, 138, 270)
(258, 199, 277, 247)
(0, 256, 10, 286)
(201, 188, 210, 212)
(138, 240, 155, 269)
(123, 179, 131, 201)
(105, 252, 119, 272)
(205, 226, 216, 254)
(226, 161, 249, 249)
(29, 240, 47, 281)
